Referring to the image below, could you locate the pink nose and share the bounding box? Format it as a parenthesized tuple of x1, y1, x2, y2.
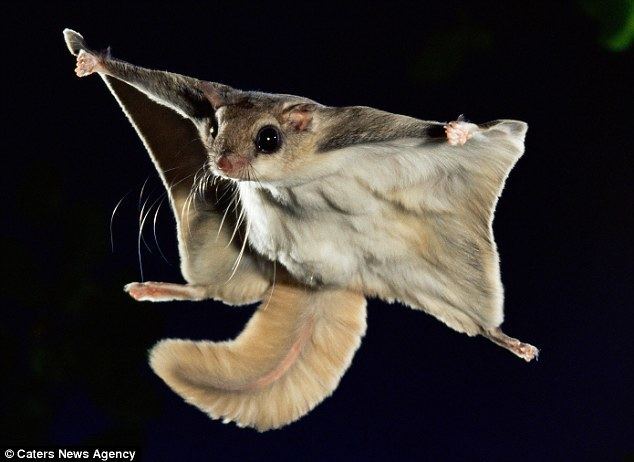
(217, 155, 233, 172)
(217, 155, 249, 175)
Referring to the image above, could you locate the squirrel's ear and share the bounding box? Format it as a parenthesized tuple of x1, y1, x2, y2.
(200, 81, 235, 110)
(282, 103, 318, 131)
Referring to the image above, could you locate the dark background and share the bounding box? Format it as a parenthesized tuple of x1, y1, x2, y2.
(2, 1, 632, 461)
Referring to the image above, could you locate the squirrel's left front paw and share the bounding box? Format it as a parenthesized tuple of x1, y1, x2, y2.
(75, 49, 101, 77)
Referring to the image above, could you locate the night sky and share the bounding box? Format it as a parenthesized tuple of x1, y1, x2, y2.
(2, 2, 632, 461)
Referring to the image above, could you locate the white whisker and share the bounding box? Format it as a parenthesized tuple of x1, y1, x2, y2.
(228, 205, 245, 247)
(110, 191, 131, 252)
(216, 190, 238, 241)
(139, 194, 155, 254)
(261, 260, 276, 312)
(138, 175, 151, 208)
(226, 218, 251, 283)
(153, 195, 172, 265)
(179, 165, 205, 241)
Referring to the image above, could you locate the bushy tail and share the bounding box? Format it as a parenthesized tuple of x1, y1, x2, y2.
(149, 282, 367, 431)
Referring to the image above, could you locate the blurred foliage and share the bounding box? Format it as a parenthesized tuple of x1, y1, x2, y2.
(582, 0, 634, 51)
(410, 1, 632, 84)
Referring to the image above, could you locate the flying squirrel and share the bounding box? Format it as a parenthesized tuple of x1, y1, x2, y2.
(63, 29, 538, 431)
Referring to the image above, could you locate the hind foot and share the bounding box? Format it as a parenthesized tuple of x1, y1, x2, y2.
(124, 281, 207, 302)
(482, 327, 539, 362)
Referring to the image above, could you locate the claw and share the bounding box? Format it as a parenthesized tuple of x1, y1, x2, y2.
(444, 120, 477, 146)
(75, 49, 101, 77)
(483, 327, 540, 362)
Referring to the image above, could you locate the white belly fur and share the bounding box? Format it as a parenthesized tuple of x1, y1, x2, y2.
(239, 176, 399, 289)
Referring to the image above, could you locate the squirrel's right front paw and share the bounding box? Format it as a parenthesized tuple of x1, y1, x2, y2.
(124, 281, 166, 301)
(444, 120, 478, 146)
(75, 49, 101, 77)
(124, 281, 207, 302)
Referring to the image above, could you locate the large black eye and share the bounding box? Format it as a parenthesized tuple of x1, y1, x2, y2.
(255, 126, 281, 154)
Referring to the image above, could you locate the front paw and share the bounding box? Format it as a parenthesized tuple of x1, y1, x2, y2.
(444, 120, 478, 146)
(124, 281, 206, 302)
(124, 281, 170, 302)
(75, 49, 102, 77)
